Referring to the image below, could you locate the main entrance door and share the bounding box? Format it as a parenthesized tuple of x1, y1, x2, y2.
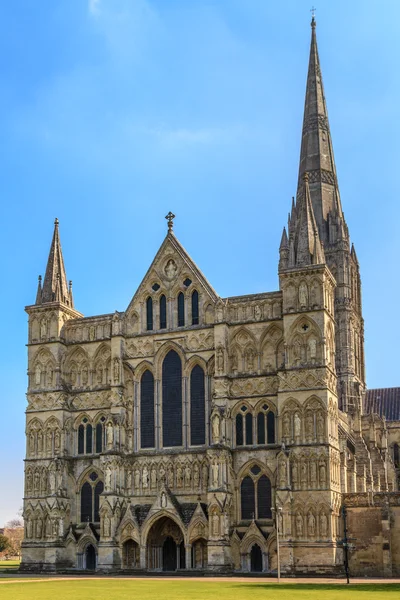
(85, 544, 96, 570)
(147, 516, 184, 571)
(163, 536, 177, 571)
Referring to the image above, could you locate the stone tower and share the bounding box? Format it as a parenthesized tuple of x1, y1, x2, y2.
(291, 17, 365, 413)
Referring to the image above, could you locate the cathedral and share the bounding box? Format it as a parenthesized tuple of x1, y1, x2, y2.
(21, 18, 400, 575)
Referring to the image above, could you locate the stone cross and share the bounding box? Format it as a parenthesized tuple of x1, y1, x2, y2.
(165, 211, 175, 231)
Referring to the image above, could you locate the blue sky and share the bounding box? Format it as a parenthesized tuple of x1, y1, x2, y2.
(1, 0, 400, 525)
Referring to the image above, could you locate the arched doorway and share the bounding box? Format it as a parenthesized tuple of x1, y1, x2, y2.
(123, 539, 139, 569)
(163, 536, 177, 571)
(250, 544, 263, 572)
(85, 544, 96, 570)
(146, 516, 185, 571)
(191, 538, 207, 569)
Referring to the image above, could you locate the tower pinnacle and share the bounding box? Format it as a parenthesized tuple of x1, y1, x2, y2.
(37, 219, 74, 307)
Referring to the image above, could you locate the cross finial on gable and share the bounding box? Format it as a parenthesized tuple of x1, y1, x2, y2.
(165, 211, 175, 231)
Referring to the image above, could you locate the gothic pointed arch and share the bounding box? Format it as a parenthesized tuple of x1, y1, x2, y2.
(162, 349, 183, 448)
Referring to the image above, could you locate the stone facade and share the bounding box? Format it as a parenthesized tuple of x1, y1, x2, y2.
(21, 19, 400, 574)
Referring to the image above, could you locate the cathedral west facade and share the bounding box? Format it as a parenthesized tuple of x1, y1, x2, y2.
(21, 19, 400, 575)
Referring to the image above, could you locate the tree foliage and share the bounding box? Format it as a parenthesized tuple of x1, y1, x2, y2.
(0, 534, 10, 553)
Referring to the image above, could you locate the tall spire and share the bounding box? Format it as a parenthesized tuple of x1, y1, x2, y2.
(297, 17, 344, 244)
(37, 218, 74, 307)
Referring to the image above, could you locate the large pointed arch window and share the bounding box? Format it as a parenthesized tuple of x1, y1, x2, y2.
(77, 418, 93, 455)
(162, 350, 182, 447)
(146, 296, 153, 331)
(190, 365, 205, 445)
(141, 370, 155, 448)
(256, 404, 276, 445)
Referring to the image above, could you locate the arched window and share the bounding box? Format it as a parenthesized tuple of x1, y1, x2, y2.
(393, 442, 399, 467)
(146, 296, 153, 331)
(95, 417, 106, 453)
(78, 424, 85, 454)
(141, 370, 155, 448)
(80, 472, 103, 523)
(245, 413, 253, 445)
(160, 295, 167, 329)
(81, 482, 92, 522)
(257, 475, 272, 518)
(191, 290, 199, 325)
(77, 419, 93, 455)
(236, 405, 252, 446)
(190, 365, 205, 445)
(162, 350, 182, 447)
(240, 466, 272, 520)
(256, 404, 276, 445)
(236, 414, 243, 446)
(86, 424, 93, 454)
(177, 292, 185, 327)
(241, 476, 255, 520)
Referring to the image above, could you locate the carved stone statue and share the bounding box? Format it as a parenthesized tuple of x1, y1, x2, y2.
(254, 305, 262, 321)
(37, 431, 43, 453)
(35, 364, 41, 386)
(40, 319, 47, 339)
(211, 462, 219, 488)
(283, 413, 290, 438)
(308, 512, 316, 537)
(151, 465, 157, 489)
(291, 461, 298, 486)
(193, 463, 200, 489)
(319, 459, 327, 487)
(142, 466, 149, 489)
(279, 459, 287, 488)
(36, 517, 43, 539)
(161, 492, 167, 508)
(296, 512, 303, 537)
(134, 469, 140, 490)
(317, 412, 324, 438)
(212, 511, 220, 536)
(211, 412, 221, 443)
(294, 412, 301, 438)
(216, 346, 224, 373)
(184, 464, 191, 488)
(104, 514, 111, 537)
(106, 422, 114, 449)
(113, 357, 120, 383)
(305, 412, 314, 439)
(246, 347, 255, 372)
(310, 460, 317, 485)
(105, 465, 112, 491)
(176, 465, 183, 488)
(299, 282, 308, 307)
(165, 259, 177, 279)
(308, 337, 317, 360)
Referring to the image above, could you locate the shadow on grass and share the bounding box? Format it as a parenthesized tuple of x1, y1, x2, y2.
(233, 583, 400, 592)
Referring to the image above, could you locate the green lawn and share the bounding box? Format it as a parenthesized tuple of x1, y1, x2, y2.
(0, 560, 20, 572)
(0, 580, 399, 600)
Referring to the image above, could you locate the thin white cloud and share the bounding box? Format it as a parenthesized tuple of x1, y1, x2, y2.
(88, 0, 100, 15)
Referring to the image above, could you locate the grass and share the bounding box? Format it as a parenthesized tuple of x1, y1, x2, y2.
(0, 560, 20, 571)
(0, 580, 399, 600)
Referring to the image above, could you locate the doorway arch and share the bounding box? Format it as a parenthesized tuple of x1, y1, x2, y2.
(123, 539, 139, 569)
(146, 516, 185, 571)
(250, 543, 263, 572)
(191, 538, 207, 569)
(85, 544, 96, 570)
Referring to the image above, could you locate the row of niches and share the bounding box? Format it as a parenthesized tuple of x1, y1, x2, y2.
(104, 457, 212, 495)
(285, 506, 334, 540)
(277, 451, 340, 491)
(281, 398, 339, 445)
(27, 418, 61, 458)
(25, 460, 62, 497)
(29, 314, 111, 345)
(282, 279, 334, 314)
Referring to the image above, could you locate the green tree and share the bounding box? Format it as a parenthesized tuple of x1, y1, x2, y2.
(0, 535, 10, 553)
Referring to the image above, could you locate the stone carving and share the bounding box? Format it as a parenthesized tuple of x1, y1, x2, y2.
(320, 513, 328, 538)
(308, 512, 316, 537)
(105, 465, 112, 492)
(299, 282, 308, 308)
(216, 346, 225, 373)
(296, 512, 303, 537)
(113, 358, 120, 383)
(294, 412, 301, 438)
(165, 259, 177, 279)
(211, 462, 219, 488)
(106, 422, 114, 449)
(142, 466, 149, 489)
(211, 411, 221, 443)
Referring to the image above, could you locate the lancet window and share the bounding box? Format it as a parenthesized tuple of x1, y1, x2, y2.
(80, 472, 104, 523)
(162, 350, 182, 447)
(146, 297, 153, 331)
(159, 294, 167, 329)
(241, 466, 272, 520)
(191, 290, 199, 325)
(141, 370, 155, 448)
(178, 292, 185, 327)
(190, 365, 205, 445)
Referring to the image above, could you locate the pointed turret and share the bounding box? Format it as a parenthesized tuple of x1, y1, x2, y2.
(279, 227, 289, 270)
(37, 218, 74, 307)
(297, 17, 344, 244)
(35, 275, 42, 304)
(287, 173, 325, 268)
